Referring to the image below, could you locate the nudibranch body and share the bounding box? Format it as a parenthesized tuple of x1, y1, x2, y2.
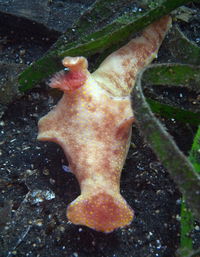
(37, 16, 172, 233)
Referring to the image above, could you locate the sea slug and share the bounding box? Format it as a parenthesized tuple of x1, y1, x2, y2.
(37, 16, 172, 233)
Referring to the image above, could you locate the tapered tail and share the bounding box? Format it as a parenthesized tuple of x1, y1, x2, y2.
(67, 191, 134, 233)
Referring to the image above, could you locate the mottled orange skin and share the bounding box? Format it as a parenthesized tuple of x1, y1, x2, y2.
(37, 16, 172, 233)
(38, 65, 134, 232)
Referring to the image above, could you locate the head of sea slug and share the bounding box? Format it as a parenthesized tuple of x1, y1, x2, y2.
(49, 56, 89, 92)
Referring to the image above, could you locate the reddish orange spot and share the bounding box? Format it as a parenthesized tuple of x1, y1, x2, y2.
(115, 117, 134, 140)
(113, 149, 121, 155)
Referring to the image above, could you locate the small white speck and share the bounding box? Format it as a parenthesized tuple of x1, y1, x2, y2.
(30, 189, 55, 204)
(62, 165, 72, 173)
